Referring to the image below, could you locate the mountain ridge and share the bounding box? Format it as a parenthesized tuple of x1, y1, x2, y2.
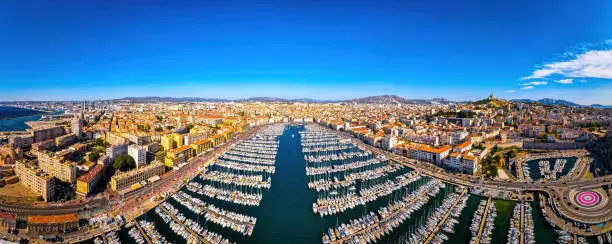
(511, 98, 581, 107)
(4, 95, 609, 108)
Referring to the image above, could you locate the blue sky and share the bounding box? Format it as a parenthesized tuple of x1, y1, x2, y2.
(1, 0, 611, 104)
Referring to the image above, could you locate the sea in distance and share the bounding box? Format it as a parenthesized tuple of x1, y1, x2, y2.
(0, 106, 47, 131)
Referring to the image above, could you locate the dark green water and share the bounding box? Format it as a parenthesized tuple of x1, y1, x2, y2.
(532, 195, 558, 243)
(526, 157, 578, 181)
(491, 200, 515, 244)
(444, 194, 484, 243)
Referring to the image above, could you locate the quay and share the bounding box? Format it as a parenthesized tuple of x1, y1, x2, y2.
(160, 205, 211, 244)
(423, 188, 468, 244)
(520, 200, 525, 244)
(474, 197, 493, 244)
(134, 220, 153, 244)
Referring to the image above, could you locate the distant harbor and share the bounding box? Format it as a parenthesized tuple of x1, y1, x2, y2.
(0, 106, 58, 132)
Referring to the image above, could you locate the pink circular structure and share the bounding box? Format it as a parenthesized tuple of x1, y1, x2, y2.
(575, 191, 601, 207)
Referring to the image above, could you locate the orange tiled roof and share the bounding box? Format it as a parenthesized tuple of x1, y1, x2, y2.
(456, 140, 472, 149)
(419, 145, 451, 154)
(77, 164, 104, 183)
(462, 151, 476, 161)
(28, 214, 78, 224)
(175, 145, 191, 153)
(193, 138, 212, 145)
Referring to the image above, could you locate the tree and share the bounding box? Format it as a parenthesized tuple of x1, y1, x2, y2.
(473, 144, 486, 150)
(95, 138, 107, 147)
(137, 124, 151, 132)
(88, 150, 101, 162)
(113, 154, 136, 171)
(87, 151, 100, 162)
(185, 124, 194, 131)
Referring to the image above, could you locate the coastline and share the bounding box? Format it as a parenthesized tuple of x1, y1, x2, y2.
(0, 106, 49, 120)
(0, 106, 59, 132)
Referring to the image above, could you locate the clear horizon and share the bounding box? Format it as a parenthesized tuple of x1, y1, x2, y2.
(2, 1, 611, 104)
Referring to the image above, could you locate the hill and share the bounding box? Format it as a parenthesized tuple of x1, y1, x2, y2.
(344, 95, 455, 105)
(511, 98, 581, 107)
(471, 96, 511, 108)
(589, 104, 612, 109)
(115, 97, 229, 103)
(235, 97, 339, 103)
(344, 95, 408, 104)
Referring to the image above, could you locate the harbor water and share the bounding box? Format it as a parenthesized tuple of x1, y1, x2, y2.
(0, 106, 62, 131)
(0, 114, 44, 132)
(526, 157, 578, 181)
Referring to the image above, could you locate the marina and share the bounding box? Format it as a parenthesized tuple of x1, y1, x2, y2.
(507, 201, 535, 244)
(423, 187, 469, 244)
(470, 197, 497, 244)
(77, 125, 607, 244)
(523, 157, 579, 182)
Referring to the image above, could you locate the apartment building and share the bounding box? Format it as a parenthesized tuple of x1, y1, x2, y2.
(76, 164, 104, 196)
(110, 161, 165, 192)
(165, 145, 193, 167)
(15, 162, 55, 201)
(31, 125, 65, 143)
(37, 152, 77, 183)
(106, 143, 128, 160)
(128, 145, 147, 168)
(414, 145, 451, 165)
(191, 138, 213, 155)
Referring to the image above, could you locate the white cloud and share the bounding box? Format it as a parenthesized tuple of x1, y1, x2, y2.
(506, 90, 516, 93)
(554, 79, 573, 84)
(522, 81, 548, 86)
(520, 86, 534, 90)
(522, 50, 612, 80)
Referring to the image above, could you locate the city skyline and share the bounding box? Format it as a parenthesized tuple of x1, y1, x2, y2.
(2, 1, 612, 104)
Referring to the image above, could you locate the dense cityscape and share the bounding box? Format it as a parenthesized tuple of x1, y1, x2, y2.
(3, 0, 612, 243)
(0, 94, 610, 243)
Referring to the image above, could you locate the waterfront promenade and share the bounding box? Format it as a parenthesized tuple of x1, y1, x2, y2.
(520, 200, 525, 244)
